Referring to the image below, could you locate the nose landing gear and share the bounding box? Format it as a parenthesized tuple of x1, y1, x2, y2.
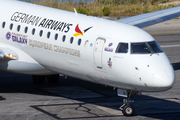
(118, 89, 141, 116)
(119, 91, 134, 116)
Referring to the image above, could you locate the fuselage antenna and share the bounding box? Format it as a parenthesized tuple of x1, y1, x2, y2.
(74, 8, 77, 15)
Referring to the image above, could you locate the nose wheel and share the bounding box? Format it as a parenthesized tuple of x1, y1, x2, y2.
(121, 104, 134, 116)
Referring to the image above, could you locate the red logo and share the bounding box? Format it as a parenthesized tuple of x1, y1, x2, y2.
(73, 24, 92, 37)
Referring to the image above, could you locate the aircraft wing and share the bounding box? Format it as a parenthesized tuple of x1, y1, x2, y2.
(116, 6, 180, 28)
(0, 46, 18, 60)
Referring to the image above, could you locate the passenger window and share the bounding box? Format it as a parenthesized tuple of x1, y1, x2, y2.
(70, 37, 74, 44)
(47, 32, 51, 39)
(2, 22, 5, 28)
(55, 33, 58, 40)
(17, 25, 21, 32)
(78, 39, 81, 45)
(10, 23, 13, 30)
(39, 30, 43, 37)
(116, 43, 128, 53)
(84, 40, 89, 47)
(62, 35, 66, 42)
(32, 28, 35, 35)
(24, 27, 28, 33)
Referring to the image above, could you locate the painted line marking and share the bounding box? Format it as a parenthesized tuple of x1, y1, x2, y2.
(161, 45, 180, 48)
(149, 31, 180, 34)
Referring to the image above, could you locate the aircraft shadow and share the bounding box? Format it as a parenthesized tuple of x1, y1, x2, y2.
(172, 62, 180, 71)
(0, 71, 179, 119)
(0, 96, 6, 101)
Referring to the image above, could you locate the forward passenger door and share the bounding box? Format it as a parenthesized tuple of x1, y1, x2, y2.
(94, 38, 105, 68)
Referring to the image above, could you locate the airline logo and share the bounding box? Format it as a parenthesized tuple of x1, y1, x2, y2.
(6, 32, 27, 44)
(73, 24, 92, 37)
(6, 32, 11, 40)
(11, 12, 72, 33)
(104, 43, 114, 52)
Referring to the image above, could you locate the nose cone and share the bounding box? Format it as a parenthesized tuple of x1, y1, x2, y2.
(153, 67, 175, 91)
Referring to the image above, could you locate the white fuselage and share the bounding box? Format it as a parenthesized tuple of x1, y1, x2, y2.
(0, 0, 175, 92)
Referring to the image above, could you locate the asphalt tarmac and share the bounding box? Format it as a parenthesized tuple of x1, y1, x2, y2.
(0, 20, 180, 120)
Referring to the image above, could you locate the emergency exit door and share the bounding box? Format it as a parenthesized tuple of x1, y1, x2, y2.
(94, 38, 105, 68)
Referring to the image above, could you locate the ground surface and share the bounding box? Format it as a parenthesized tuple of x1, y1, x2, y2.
(0, 20, 180, 120)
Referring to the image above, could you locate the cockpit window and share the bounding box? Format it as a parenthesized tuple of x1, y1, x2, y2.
(116, 43, 128, 53)
(131, 41, 163, 54)
(131, 43, 151, 54)
(148, 41, 163, 53)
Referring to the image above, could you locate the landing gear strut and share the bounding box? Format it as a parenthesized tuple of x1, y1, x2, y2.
(119, 90, 134, 116)
(117, 89, 141, 116)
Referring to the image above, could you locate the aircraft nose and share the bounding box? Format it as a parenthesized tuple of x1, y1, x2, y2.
(153, 68, 175, 91)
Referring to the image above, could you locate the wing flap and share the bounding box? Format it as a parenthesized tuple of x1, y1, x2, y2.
(116, 6, 180, 28)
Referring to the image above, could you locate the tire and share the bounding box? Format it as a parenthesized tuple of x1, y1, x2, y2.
(47, 74, 59, 83)
(122, 105, 134, 116)
(32, 75, 46, 84)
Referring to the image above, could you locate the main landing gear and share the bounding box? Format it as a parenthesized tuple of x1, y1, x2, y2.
(32, 75, 46, 84)
(118, 89, 141, 116)
(32, 74, 60, 84)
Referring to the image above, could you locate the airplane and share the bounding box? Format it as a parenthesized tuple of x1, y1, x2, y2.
(0, 0, 179, 116)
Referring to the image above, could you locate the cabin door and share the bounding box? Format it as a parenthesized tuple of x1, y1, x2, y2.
(94, 38, 105, 68)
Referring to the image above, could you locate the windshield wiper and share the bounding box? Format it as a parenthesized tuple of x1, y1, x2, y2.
(146, 42, 159, 56)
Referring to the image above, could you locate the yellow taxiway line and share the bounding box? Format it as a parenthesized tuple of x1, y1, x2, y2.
(149, 31, 180, 34)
